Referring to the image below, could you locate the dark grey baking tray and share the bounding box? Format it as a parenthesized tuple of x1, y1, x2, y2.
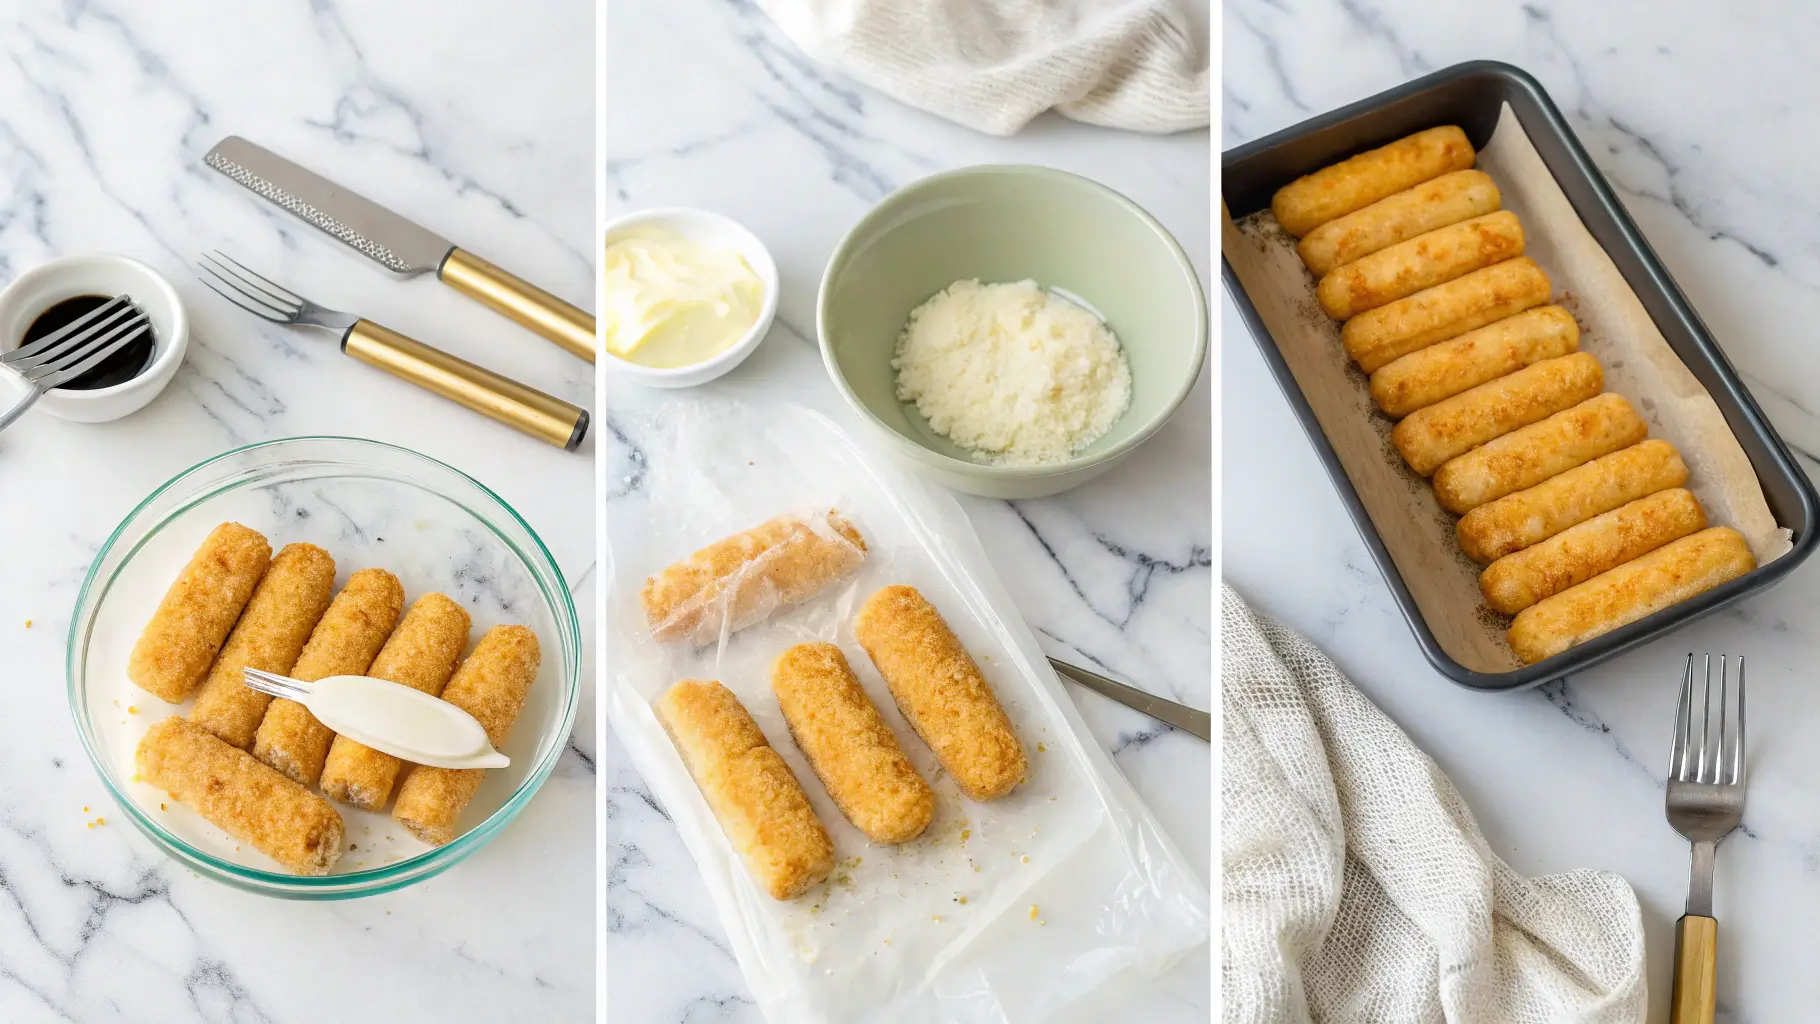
(1222, 59, 1820, 691)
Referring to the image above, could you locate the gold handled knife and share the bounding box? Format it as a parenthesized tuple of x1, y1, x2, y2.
(204, 135, 596, 363)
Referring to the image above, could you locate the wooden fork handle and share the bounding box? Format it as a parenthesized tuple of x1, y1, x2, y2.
(1670, 914, 1717, 1024)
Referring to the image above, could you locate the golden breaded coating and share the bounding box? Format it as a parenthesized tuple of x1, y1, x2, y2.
(771, 642, 934, 845)
(320, 593, 470, 811)
(1457, 440, 1690, 563)
(1298, 169, 1501, 276)
(253, 568, 405, 787)
(136, 715, 344, 875)
(656, 680, 835, 900)
(642, 511, 867, 645)
(1508, 527, 1755, 665)
(128, 522, 272, 703)
(1271, 126, 1475, 237)
(1481, 488, 1707, 615)
(1432, 393, 1649, 515)
(852, 586, 1026, 803)
(1391, 352, 1603, 476)
(1370, 305, 1580, 418)
(393, 625, 541, 846)
(1317, 210, 1525, 320)
(1342, 257, 1552, 373)
(188, 543, 336, 749)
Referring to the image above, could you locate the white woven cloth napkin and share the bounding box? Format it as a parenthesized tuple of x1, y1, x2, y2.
(753, 0, 1209, 136)
(1222, 584, 1648, 1023)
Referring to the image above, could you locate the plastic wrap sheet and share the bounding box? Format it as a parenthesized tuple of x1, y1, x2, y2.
(604, 398, 1208, 1022)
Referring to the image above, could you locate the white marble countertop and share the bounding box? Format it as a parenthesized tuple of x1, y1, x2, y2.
(0, 2, 594, 1021)
(1226, 2, 1820, 1020)
(602, 2, 1211, 1021)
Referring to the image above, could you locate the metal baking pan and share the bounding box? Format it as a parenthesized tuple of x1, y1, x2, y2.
(1221, 59, 1820, 691)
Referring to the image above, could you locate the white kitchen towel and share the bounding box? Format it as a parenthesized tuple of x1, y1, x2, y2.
(754, 0, 1209, 136)
(1222, 584, 1648, 1023)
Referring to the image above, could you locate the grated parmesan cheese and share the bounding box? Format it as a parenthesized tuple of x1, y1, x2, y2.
(892, 279, 1132, 467)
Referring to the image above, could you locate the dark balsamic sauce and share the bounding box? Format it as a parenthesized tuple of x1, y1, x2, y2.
(23, 295, 156, 390)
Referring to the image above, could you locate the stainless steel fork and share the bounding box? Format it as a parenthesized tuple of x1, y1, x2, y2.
(0, 297, 150, 432)
(1664, 653, 1747, 1024)
(195, 251, 588, 451)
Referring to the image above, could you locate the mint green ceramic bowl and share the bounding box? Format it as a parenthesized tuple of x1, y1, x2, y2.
(817, 165, 1207, 499)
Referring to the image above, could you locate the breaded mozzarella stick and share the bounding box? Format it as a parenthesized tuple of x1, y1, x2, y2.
(1298, 169, 1501, 276)
(189, 543, 337, 749)
(1481, 488, 1707, 615)
(392, 625, 540, 846)
(1457, 440, 1690, 563)
(1508, 527, 1755, 664)
(137, 716, 344, 875)
(1370, 305, 1580, 418)
(655, 679, 834, 901)
(853, 586, 1026, 802)
(643, 512, 867, 646)
(253, 568, 405, 787)
(1342, 257, 1552, 373)
(1271, 126, 1475, 237)
(771, 642, 934, 844)
(1317, 210, 1525, 319)
(128, 522, 272, 704)
(320, 593, 470, 811)
(1432, 393, 1649, 514)
(1391, 352, 1603, 476)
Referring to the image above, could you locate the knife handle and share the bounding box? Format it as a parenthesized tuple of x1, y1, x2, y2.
(439, 248, 596, 363)
(341, 319, 588, 451)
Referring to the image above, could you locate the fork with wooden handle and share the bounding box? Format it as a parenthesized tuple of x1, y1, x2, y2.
(1664, 653, 1747, 1024)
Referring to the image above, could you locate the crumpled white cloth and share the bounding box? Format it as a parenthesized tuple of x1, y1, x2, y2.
(753, 0, 1209, 136)
(1221, 585, 1647, 1023)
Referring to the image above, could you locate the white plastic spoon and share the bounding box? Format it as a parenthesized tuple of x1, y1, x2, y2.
(243, 668, 508, 769)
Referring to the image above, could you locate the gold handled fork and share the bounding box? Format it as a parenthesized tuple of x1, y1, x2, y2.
(196, 251, 588, 450)
(1664, 653, 1747, 1024)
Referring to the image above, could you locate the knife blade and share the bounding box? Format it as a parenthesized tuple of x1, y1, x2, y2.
(204, 136, 596, 362)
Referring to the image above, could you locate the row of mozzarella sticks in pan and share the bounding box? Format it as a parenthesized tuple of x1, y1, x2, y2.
(641, 512, 1027, 901)
(125, 522, 540, 874)
(1272, 126, 1757, 665)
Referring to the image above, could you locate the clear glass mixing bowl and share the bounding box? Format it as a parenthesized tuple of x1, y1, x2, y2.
(66, 436, 581, 899)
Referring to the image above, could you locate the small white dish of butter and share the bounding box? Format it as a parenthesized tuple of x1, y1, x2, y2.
(601, 207, 778, 388)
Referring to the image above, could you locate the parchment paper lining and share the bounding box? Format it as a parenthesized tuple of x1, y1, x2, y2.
(1225, 103, 1789, 673)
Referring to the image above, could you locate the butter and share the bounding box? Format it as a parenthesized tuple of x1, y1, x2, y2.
(602, 228, 764, 368)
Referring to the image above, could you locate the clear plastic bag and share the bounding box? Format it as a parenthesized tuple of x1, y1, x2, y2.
(605, 398, 1208, 1022)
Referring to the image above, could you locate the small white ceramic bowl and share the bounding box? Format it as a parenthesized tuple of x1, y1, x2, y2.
(600, 207, 778, 389)
(0, 253, 188, 423)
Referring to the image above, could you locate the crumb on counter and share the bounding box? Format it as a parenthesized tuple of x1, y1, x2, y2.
(1037, 742, 1047, 753)
(1029, 904, 1039, 920)
(24, 619, 31, 628)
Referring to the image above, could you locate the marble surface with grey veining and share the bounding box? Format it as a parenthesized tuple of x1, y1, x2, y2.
(1226, 2, 1820, 1020)
(0, 2, 594, 1021)
(602, 2, 1212, 1021)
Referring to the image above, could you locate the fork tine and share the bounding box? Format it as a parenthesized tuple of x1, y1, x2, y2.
(197, 264, 291, 323)
(9, 303, 136, 371)
(198, 252, 295, 312)
(3, 298, 133, 366)
(206, 250, 304, 310)
(1735, 656, 1747, 786)
(1670, 653, 1692, 781)
(30, 314, 154, 389)
(21, 311, 145, 378)
(1716, 655, 1729, 787)
(1699, 653, 1715, 783)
